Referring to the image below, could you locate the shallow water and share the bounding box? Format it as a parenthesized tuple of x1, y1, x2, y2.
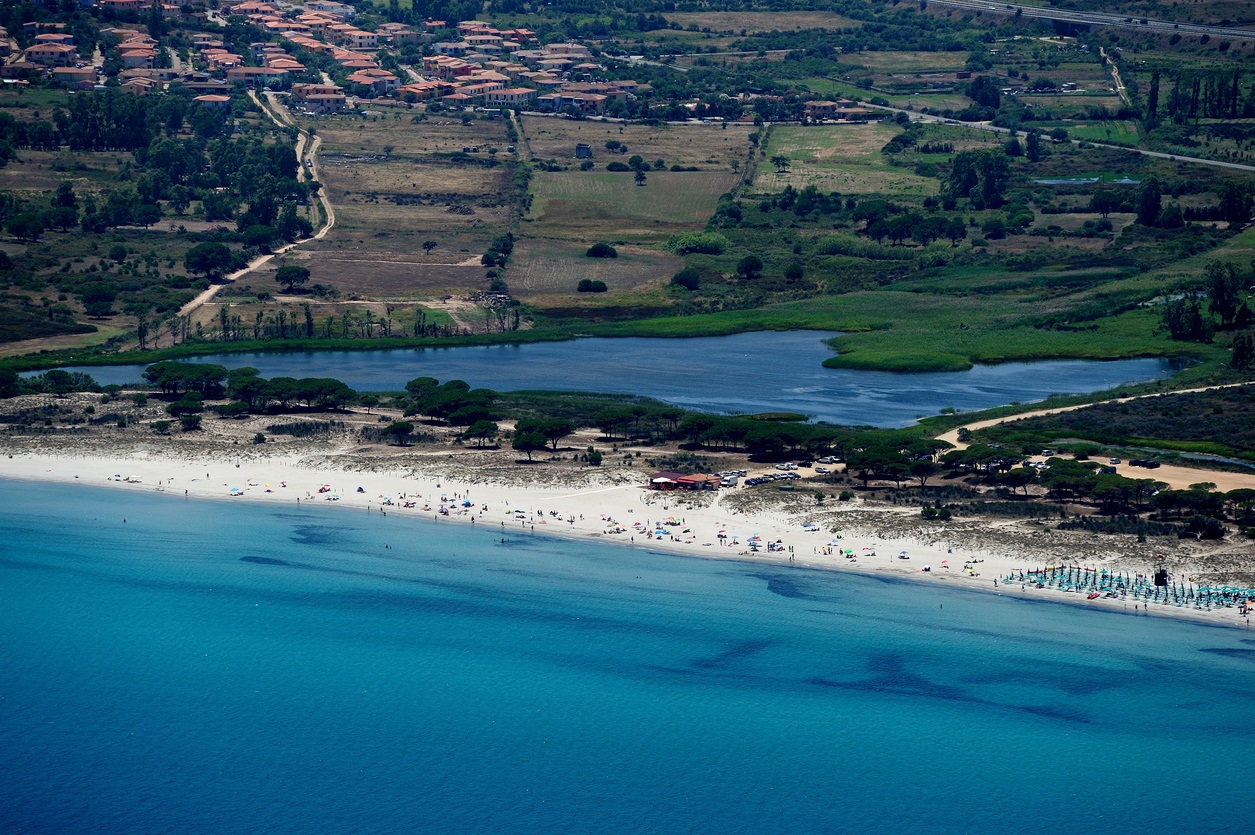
(53, 332, 1180, 427)
(2, 480, 1252, 834)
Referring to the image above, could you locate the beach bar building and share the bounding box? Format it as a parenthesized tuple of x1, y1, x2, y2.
(648, 472, 722, 491)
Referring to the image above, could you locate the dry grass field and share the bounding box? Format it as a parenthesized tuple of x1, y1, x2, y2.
(754, 124, 939, 196)
(301, 114, 517, 297)
(519, 117, 752, 170)
(254, 249, 488, 301)
(0, 150, 132, 194)
(838, 51, 970, 72)
(1020, 94, 1125, 111)
(512, 120, 743, 306)
(506, 239, 682, 301)
(662, 11, 860, 32)
(306, 114, 511, 155)
(525, 170, 738, 242)
(1030, 212, 1136, 234)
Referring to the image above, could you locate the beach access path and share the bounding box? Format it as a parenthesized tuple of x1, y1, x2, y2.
(937, 382, 1255, 493)
(174, 92, 335, 320)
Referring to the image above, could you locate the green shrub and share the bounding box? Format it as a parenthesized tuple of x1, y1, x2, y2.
(586, 242, 618, 258)
(671, 267, 700, 290)
(665, 232, 728, 255)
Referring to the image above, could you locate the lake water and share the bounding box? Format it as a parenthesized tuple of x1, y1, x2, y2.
(2, 480, 1252, 834)
(55, 332, 1180, 427)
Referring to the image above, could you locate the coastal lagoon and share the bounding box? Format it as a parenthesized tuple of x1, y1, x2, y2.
(3, 480, 1253, 834)
(53, 332, 1181, 427)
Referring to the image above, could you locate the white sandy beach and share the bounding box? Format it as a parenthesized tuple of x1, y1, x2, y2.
(4, 433, 1252, 630)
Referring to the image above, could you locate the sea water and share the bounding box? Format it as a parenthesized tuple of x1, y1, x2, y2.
(2, 480, 1253, 834)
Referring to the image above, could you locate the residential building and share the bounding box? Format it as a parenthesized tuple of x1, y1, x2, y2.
(346, 68, 398, 95)
(193, 93, 232, 109)
(52, 65, 96, 88)
(120, 48, 157, 69)
(291, 82, 349, 112)
(226, 66, 286, 84)
(120, 76, 158, 94)
(305, 1, 355, 18)
(23, 43, 77, 67)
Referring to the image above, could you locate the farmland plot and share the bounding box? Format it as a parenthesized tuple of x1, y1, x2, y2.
(520, 117, 752, 171)
(526, 170, 738, 242)
(506, 239, 682, 301)
(755, 124, 939, 196)
(301, 114, 517, 297)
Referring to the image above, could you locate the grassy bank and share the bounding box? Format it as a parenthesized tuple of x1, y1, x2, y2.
(582, 293, 1217, 373)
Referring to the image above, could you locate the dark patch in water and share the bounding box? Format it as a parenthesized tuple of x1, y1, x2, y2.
(288, 524, 355, 548)
(807, 653, 1093, 725)
(749, 572, 808, 599)
(1017, 703, 1092, 723)
(240, 556, 292, 566)
(1200, 648, 1255, 661)
(967, 661, 1126, 697)
(692, 638, 777, 670)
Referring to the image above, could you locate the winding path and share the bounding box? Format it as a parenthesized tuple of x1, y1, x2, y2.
(936, 382, 1255, 491)
(177, 91, 336, 318)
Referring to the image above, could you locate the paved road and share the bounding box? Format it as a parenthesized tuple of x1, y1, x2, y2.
(921, 0, 1255, 39)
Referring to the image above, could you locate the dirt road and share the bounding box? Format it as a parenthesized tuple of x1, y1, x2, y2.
(937, 382, 1255, 491)
(176, 93, 336, 318)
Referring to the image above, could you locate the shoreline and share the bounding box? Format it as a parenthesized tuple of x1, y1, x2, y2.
(4, 446, 1249, 631)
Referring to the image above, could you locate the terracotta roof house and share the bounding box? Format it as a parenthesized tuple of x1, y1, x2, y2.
(193, 93, 232, 108)
(22, 43, 77, 67)
(226, 66, 286, 84)
(52, 65, 96, 88)
(120, 49, 157, 69)
(346, 68, 398, 95)
(483, 87, 536, 107)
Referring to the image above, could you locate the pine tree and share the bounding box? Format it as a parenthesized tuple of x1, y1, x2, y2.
(1231, 332, 1254, 370)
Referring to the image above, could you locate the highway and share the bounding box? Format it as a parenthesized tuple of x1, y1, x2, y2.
(921, 0, 1255, 39)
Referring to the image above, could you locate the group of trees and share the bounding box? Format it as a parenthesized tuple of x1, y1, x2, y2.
(1161, 260, 1254, 345)
(401, 377, 494, 427)
(4, 127, 309, 266)
(942, 149, 1010, 210)
(140, 362, 356, 416)
(509, 417, 576, 460)
(1148, 69, 1255, 127)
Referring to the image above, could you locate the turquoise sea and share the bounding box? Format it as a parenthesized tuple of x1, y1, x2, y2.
(3, 479, 1254, 834)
